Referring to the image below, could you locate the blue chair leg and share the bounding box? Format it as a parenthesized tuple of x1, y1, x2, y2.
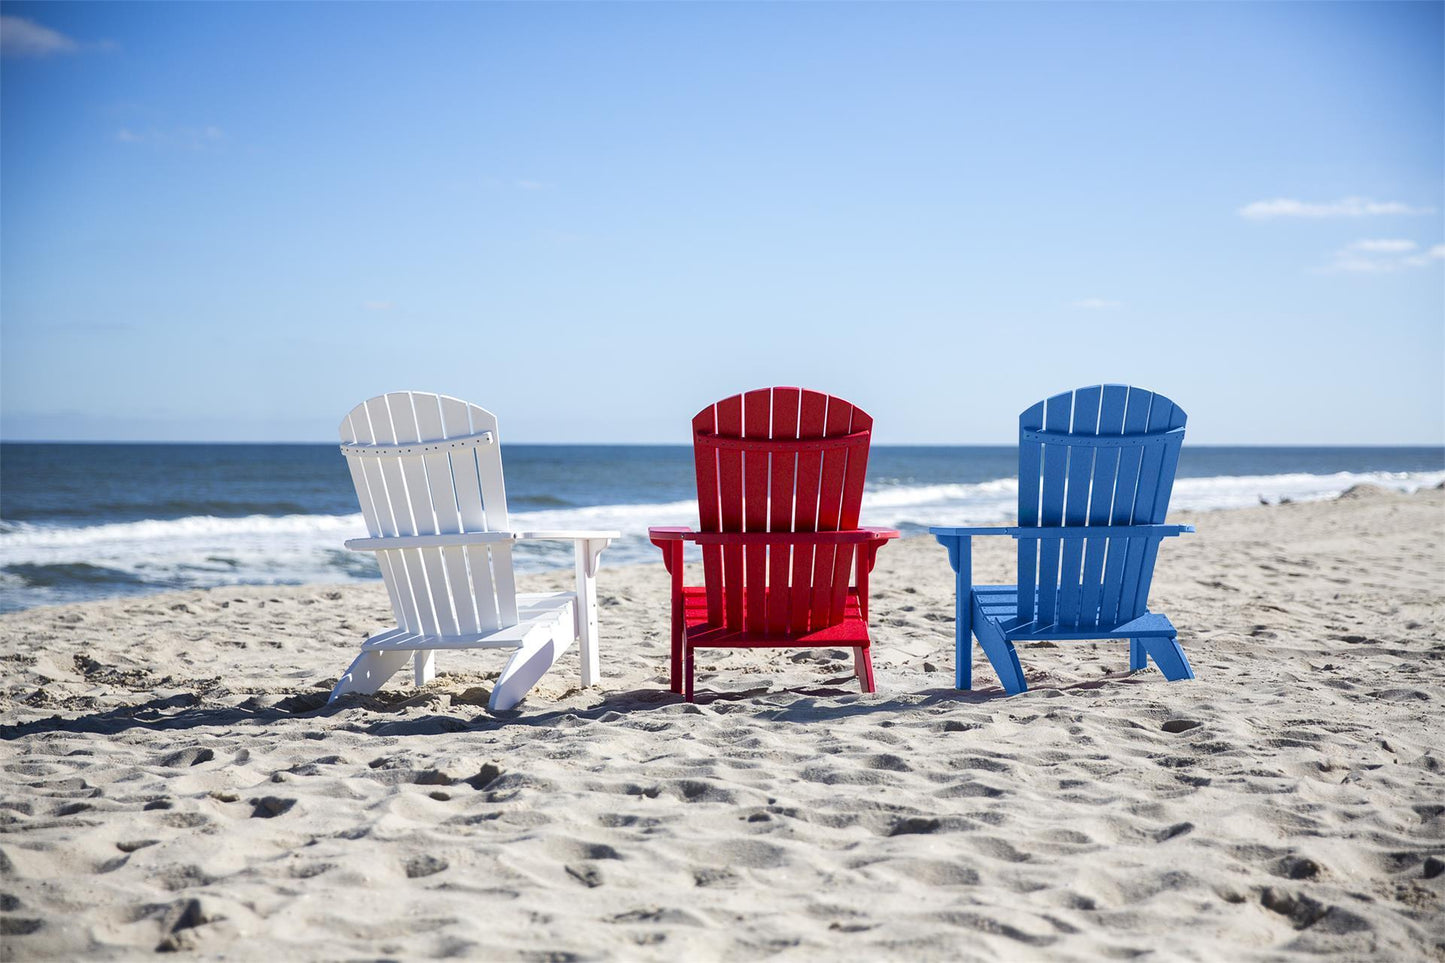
(1140, 635, 1194, 681)
(1128, 638, 1147, 672)
(975, 618, 1027, 695)
(956, 627, 972, 691)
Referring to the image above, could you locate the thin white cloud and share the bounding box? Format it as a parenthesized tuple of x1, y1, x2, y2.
(1401, 245, 1445, 269)
(1345, 238, 1417, 254)
(0, 15, 78, 57)
(115, 125, 227, 150)
(514, 179, 546, 191)
(1321, 239, 1445, 274)
(362, 301, 396, 312)
(1072, 298, 1122, 310)
(1240, 197, 1434, 219)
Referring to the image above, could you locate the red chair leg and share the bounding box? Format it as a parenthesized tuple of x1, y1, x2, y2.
(684, 645, 696, 702)
(855, 646, 876, 693)
(670, 623, 683, 693)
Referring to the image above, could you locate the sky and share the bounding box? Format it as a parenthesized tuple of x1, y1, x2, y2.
(1, 2, 1442, 446)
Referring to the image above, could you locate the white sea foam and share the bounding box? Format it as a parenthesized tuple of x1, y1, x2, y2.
(2, 470, 1440, 609)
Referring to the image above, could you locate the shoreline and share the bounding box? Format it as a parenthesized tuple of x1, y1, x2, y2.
(2, 487, 1442, 959)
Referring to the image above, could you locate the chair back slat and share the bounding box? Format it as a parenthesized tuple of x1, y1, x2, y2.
(1097, 387, 1155, 624)
(692, 388, 872, 634)
(715, 394, 746, 628)
(468, 402, 517, 625)
(339, 391, 519, 640)
(743, 390, 771, 635)
(1075, 385, 1129, 627)
(788, 390, 829, 633)
(411, 394, 476, 635)
(341, 408, 412, 630)
(1056, 386, 1101, 624)
(437, 396, 497, 632)
(1016, 385, 1187, 629)
(1033, 392, 1073, 625)
(1016, 401, 1045, 623)
(386, 393, 459, 637)
(692, 404, 726, 626)
(766, 386, 802, 634)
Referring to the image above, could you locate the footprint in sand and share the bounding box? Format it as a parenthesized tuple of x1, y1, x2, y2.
(159, 747, 215, 768)
(248, 796, 295, 819)
(403, 854, 448, 878)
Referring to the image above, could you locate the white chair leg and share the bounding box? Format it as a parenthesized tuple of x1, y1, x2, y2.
(574, 538, 603, 687)
(329, 649, 413, 703)
(414, 650, 436, 686)
(490, 637, 564, 711)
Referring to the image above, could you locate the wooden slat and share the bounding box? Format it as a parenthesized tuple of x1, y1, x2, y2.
(1016, 401, 1045, 623)
(766, 387, 800, 634)
(439, 396, 496, 632)
(388, 392, 458, 637)
(789, 390, 828, 633)
(1115, 397, 1171, 619)
(814, 396, 853, 625)
(1148, 404, 1188, 523)
(716, 394, 745, 629)
(838, 407, 871, 529)
(1034, 391, 1072, 625)
(1118, 397, 1184, 618)
(1077, 384, 1128, 627)
(693, 403, 725, 626)
(469, 403, 516, 626)
(341, 407, 409, 628)
(1098, 387, 1154, 625)
(742, 389, 771, 634)
(442, 397, 487, 532)
(414, 393, 479, 635)
(1056, 386, 1100, 625)
(367, 395, 435, 635)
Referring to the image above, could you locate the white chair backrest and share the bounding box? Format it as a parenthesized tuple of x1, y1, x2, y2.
(339, 391, 519, 637)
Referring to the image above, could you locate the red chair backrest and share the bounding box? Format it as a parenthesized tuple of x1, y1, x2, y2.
(691, 387, 873, 634)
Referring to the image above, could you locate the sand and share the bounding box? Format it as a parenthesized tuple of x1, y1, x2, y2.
(2, 487, 1442, 961)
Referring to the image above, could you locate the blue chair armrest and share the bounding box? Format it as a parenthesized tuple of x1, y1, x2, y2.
(1010, 524, 1193, 539)
(931, 524, 1192, 542)
(929, 526, 1015, 538)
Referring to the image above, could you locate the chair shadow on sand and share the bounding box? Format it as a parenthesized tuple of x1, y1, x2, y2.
(0, 665, 1160, 741)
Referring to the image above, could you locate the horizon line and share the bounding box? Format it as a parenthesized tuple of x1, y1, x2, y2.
(2, 439, 1443, 450)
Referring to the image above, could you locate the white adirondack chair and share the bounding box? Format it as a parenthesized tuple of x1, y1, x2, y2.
(330, 391, 618, 711)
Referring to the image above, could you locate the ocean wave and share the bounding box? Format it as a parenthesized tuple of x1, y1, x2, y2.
(1, 469, 1440, 611)
(0, 498, 326, 523)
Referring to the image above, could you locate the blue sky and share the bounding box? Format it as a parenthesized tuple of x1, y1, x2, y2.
(2, 2, 1441, 445)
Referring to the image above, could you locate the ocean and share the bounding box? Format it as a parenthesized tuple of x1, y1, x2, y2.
(1, 443, 1441, 613)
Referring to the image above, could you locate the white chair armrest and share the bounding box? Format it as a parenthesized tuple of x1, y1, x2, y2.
(345, 531, 517, 552)
(515, 530, 620, 542)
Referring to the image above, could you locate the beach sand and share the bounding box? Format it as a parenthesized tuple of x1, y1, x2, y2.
(2, 487, 1442, 960)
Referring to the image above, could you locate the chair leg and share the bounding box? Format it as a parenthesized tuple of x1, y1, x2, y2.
(1128, 638, 1148, 672)
(683, 645, 696, 702)
(329, 649, 412, 703)
(670, 622, 684, 694)
(414, 650, 436, 686)
(1140, 635, 1195, 682)
(956, 628, 972, 691)
(854, 646, 876, 693)
(491, 636, 563, 711)
(975, 618, 1027, 695)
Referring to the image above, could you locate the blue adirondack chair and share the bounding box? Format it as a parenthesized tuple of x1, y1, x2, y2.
(930, 385, 1195, 695)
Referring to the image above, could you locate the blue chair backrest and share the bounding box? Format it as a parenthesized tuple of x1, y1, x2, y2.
(1017, 385, 1186, 628)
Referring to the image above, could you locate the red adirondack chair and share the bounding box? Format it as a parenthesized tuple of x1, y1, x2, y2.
(649, 388, 899, 701)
